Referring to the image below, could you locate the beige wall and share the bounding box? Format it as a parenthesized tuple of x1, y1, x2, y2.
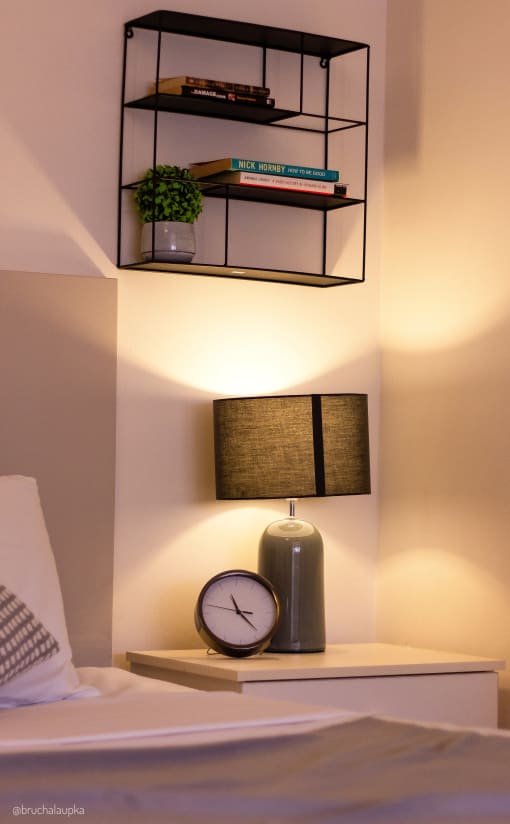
(380, 0, 510, 725)
(0, 1, 385, 661)
(0, 272, 117, 666)
(5, 0, 508, 724)
(113, 0, 385, 660)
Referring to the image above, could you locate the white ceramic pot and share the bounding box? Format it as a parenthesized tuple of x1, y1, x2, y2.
(141, 221, 196, 263)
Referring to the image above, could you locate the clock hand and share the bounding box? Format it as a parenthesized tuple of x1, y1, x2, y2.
(238, 611, 258, 631)
(230, 594, 258, 631)
(230, 593, 242, 613)
(209, 603, 254, 614)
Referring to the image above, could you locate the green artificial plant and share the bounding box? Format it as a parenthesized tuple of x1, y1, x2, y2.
(134, 164, 203, 224)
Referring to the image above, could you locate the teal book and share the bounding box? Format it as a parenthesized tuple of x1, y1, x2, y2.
(189, 157, 340, 181)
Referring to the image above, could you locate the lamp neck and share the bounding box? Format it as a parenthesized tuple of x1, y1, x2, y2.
(287, 498, 297, 519)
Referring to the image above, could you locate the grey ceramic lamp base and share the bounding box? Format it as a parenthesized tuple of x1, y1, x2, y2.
(258, 515, 325, 653)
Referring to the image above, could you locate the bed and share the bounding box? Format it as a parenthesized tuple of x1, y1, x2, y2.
(2, 273, 510, 824)
(3, 653, 510, 823)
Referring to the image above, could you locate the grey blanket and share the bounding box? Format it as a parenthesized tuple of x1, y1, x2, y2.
(2, 717, 510, 823)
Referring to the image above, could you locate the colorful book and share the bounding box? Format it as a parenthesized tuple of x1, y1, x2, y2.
(189, 157, 340, 182)
(174, 86, 275, 107)
(334, 183, 349, 197)
(202, 170, 337, 194)
(151, 75, 270, 96)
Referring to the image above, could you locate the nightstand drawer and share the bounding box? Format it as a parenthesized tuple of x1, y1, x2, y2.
(241, 671, 498, 727)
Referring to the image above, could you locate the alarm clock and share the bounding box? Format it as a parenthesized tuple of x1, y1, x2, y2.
(194, 569, 280, 658)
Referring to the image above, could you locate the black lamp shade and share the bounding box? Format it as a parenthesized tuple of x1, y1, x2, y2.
(213, 394, 370, 501)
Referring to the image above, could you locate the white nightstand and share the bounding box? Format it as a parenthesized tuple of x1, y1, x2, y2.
(127, 643, 505, 728)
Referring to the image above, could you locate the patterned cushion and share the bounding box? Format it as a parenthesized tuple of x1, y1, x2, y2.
(0, 585, 59, 686)
(0, 475, 85, 706)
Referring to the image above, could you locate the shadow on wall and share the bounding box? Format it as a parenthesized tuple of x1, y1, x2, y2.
(385, 0, 424, 165)
(0, 270, 117, 666)
(378, 310, 510, 727)
(0, 116, 116, 277)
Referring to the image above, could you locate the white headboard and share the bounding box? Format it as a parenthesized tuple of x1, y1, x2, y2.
(0, 270, 117, 665)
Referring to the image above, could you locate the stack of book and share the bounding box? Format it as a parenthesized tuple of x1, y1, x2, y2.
(150, 76, 275, 108)
(189, 157, 346, 196)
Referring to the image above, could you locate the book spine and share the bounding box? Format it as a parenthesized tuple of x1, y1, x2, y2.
(334, 183, 348, 197)
(220, 172, 336, 194)
(229, 159, 339, 181)
(180, 86, 275, 106)
(155, 77, 270, 96)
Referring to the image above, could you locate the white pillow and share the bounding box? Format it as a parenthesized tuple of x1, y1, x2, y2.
(0, 475, 95, 706)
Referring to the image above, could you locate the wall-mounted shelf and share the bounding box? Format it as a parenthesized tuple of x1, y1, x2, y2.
(202, 184, 362, 211)
(117, 10, 370, 288)
(125, 262, 357, 288)
(125, 94, 296, 125)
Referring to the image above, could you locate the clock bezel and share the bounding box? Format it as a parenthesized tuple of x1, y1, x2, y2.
(194, 569, 280, 658)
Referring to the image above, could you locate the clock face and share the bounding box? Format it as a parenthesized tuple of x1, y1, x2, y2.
(195, 570, 279, 657)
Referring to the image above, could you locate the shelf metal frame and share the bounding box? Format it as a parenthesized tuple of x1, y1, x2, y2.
(117, 10, 370, 288)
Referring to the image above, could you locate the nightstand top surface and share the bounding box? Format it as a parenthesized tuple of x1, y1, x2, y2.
(126, 643, 505, 684)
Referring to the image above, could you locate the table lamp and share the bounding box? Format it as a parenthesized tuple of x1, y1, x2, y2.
(213, 393, 371, 653)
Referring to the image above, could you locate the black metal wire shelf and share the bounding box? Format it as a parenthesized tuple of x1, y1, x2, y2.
(117, 10, 370, 287)
(125, 94, 294, 125)
(122, 178, 363, 212)
(201, 184, 362, 211)
(125, 95, 367, 132)
(125, 10, 366, 59)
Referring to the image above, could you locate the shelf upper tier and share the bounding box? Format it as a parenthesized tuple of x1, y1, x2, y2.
(125, 95, 366, 132)
(126, 94, 295, 125)
(126, 11, 368, 58)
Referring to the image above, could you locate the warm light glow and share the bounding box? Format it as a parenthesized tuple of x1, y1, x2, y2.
(378, 544, 509, 630)
(383, 161, 510, 353)
(117, 272, 376, 395)
(382, 272, 509, 352)
(115, 497, 372, 602)
(116, 501, 286, 605)
(112, 503, 284, 647)
(112, 496, 377, 651)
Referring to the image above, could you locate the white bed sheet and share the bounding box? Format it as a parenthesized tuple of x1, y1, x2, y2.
(0, 666, 359, 752)
(4, 668, 510, 824)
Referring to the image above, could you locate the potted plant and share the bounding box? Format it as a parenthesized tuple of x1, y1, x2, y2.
(133, 164, 204, 263)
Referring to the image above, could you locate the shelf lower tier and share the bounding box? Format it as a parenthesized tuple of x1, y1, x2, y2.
(119, 261, 364, 288)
